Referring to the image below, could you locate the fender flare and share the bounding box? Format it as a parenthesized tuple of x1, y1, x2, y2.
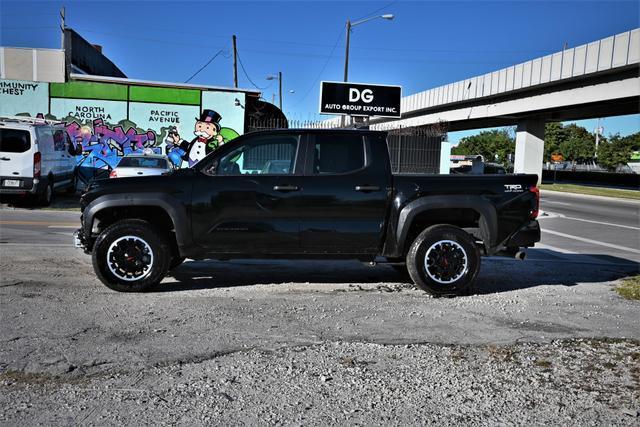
(82, 193, 191, 248)
(396, 195, 498, 251)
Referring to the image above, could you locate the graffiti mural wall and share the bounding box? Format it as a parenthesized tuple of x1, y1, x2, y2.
(0, 78, 246, 182)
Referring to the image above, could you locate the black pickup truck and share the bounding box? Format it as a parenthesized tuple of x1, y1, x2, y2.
(75, 129, 540, 296)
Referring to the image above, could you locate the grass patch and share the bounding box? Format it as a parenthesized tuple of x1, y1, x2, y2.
(540, 183, 640, 200)
(615, 276, 640, 300)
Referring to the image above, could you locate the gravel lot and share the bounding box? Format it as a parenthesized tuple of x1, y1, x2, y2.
(2, 339, 639, 425)
(1, 243, 639, 424)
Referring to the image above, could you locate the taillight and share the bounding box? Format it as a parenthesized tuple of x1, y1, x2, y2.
(33, 152, 41, 178)
(529, 185, 540, 219)
(109, 170, 117, 178)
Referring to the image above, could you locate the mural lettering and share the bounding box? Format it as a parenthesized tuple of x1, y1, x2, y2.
(72, 105, 113, 121)
(65, 118, 156, 159)
(0, 81, 39, 96)
(149, 110, 180, 124)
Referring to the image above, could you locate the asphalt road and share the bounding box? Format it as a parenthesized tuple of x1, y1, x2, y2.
(538, 190, 640, 265)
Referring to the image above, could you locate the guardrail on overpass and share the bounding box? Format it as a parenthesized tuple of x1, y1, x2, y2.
(395, 28, 639, 120)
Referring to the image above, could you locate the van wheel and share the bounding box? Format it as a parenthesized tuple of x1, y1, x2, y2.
(406, 225, 480, 296)
(92, 219, 170, 292)
(38, 180, 54, 206)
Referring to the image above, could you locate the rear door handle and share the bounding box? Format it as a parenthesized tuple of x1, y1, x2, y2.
(273, 185, 299, 192)
(0, 157, 10, 161)
(355, 185, 380, 192)
(137, 172, 143, 175)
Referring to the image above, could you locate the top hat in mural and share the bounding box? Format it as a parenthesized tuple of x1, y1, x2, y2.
(196, 109, 222, 131)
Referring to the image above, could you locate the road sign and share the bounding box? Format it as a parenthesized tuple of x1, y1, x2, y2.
(319, 81, 402, 118)
(551, 153, 564, 162)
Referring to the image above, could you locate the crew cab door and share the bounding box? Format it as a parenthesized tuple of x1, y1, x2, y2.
(190, 132, 305, 254)
(299, 132, 391, 255)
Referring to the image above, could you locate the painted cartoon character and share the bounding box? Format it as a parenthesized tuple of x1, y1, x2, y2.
(164, 126, 186, 167)
(168, 109, 224, 167)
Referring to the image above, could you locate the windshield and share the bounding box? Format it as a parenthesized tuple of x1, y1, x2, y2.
(118, 157, 168, 169)
(0, 128, 31, 153)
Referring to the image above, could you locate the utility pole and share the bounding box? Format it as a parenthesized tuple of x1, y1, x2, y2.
(343, 20, 351, 83)
(594, 118, 602, 158)
(232, 35, 238, 88)
(278, 71, 282, 110)
(341, 20, 351, 127)
(60, 7, 65, 50)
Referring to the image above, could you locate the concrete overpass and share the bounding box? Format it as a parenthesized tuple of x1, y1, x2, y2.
(363, 29, 640, 180)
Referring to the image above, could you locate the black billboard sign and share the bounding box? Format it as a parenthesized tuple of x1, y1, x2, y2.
(319, 81, 402, 118)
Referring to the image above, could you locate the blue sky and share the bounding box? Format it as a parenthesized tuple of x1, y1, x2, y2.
(1, 0, 638, 143)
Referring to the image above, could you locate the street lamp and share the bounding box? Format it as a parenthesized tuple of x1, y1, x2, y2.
(266, 71, 282, 110)
(342, 13, 394, 126)
(343, 14, 394, 82)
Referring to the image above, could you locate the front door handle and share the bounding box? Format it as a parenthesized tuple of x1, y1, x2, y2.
(273, 185, 299, 192)
(355, 185, 380, 192)
(0, 157, 10, 161)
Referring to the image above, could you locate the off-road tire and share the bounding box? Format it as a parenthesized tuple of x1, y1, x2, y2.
(92, 219, 171, 292)
(406, 224, 480, 296)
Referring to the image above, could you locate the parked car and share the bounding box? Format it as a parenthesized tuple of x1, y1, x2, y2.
(75, 129, 540, 296)
(109, 153, 174, 178)
(0, 116, 78, 205)
(451, 162, 508, 175)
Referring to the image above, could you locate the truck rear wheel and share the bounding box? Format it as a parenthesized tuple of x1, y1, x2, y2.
(406, 225, 480, 296)
(92, 219, 171, 292)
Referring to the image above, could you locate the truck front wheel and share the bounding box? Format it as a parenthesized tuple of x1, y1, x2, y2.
(406, 225, 480, 296)
(92, 219, 171, 292)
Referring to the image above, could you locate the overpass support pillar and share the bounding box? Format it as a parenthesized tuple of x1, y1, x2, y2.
(514, 119, 545, 185)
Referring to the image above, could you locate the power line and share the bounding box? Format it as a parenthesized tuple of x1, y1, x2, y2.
(72, 26, 549, 55)
(1, 26, 58, 30)
(184, 49, 229, 83)
(235, 48, 269, 90)
(293, 26, 344, 107)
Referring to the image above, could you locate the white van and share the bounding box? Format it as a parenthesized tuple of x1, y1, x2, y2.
(0, 116, 79, 205)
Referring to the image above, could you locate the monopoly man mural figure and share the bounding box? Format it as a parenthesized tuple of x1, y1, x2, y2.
(166, 109, 224, 167)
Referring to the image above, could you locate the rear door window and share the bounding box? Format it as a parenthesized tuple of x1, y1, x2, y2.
(0, 128, 31, 153)
(313, 134, 365, 174)
(35, 127, 55, 153)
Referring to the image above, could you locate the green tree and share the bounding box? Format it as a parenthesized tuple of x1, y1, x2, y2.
(451, 129, 515, 165)
(544, 122, 568, 161)
(558, 124, 596, 162)
(597, 132, 640, 171)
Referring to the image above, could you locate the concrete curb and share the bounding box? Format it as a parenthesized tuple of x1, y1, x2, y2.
(540, 189, 640, 205)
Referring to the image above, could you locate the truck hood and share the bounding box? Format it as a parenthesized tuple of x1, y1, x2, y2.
(80, 169, 196, 211)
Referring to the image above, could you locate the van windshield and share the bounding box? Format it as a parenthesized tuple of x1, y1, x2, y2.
(0, 129, 31, 153)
